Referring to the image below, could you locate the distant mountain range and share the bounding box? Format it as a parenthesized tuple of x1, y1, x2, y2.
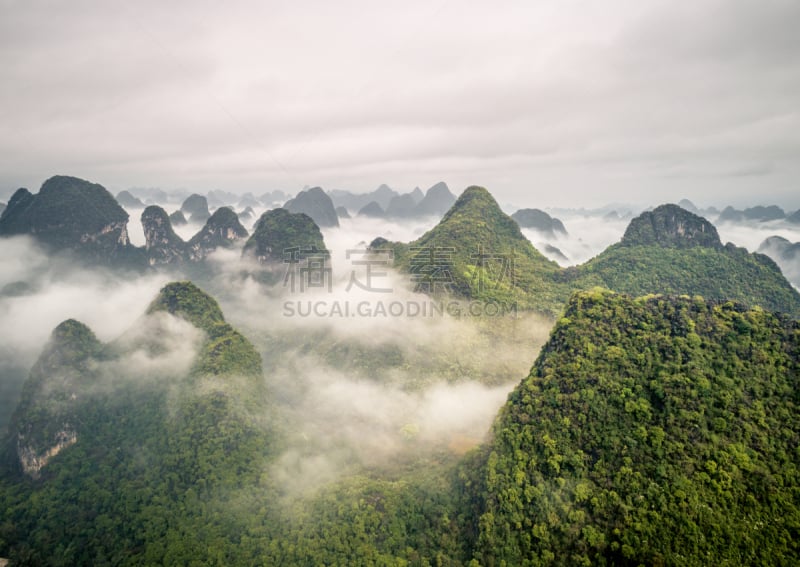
(332, 182, 456, 220)
(1, 175, 798, 317)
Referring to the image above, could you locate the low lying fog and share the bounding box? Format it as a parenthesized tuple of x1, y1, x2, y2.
(3, 198, 799, 494)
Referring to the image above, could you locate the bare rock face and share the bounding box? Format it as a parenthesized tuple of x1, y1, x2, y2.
(0, 175, 135, 263)
(186, 207, 248, 261)
(141, 205, 187, 266)
(10, 319, 102, 478)
(17, 427, 77, 478)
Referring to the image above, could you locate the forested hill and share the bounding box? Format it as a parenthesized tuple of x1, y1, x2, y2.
(377, 191, 800, 318)
(0, 282, 275, 565)
(467, 289, 800, 565)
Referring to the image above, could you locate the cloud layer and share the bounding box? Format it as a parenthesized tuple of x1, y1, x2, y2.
(1, 1, 799, 208)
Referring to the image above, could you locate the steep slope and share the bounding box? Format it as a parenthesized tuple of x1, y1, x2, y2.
(146, 281, 261, 377)
(469, 290, 800, 565)
(141, 205, 186, 266)
(759, 235, 800, 261)
(238, 206, 256, 224)
(169, 210, 188, 226)
(619, 203, 722, 249)
(575, 205, 800, 317)
(383, 195, 800, 318)
(415, 181, 456, 216)
(0, 175, 137, 264)
(185, 206, 249, 261)
(0, 282, 273, 564)
(329, 184, 398, 211)
(242, 208, 326, 264)
(180, 193, 210, 223)
(284, 187, 339, 228)
(358, 201, 386, 217)
(116, 190, 145, 208)
(388, 186, 569, 315)
(7, 320, 103, 478)
(385, 193, 417, 218)
(759, 235, 800, 288)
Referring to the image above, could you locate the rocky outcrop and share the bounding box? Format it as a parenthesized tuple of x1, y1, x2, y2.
(0, 175, 134, 263)
(621, 204, 722, 249)
(10, 319, 102, 478)
(141, 206, 186, 266)
(186, 207, 249, 261)
(17, 427, 77, 478)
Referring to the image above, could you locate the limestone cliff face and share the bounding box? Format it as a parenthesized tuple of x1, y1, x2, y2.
(186, 207, 248, 261)
(0, 175, 134, 262)
(17, 427, 77, 478)
(9, 319, 101, 478)
(141, 205, 186, 266)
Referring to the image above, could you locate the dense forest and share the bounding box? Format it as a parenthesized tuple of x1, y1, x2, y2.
(467, 290, 800, 565)
(1, 284, 798, 565)
(378, 188, 800, 318)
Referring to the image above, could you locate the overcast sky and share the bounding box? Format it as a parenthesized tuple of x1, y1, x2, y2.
(1, 0, 798, 208)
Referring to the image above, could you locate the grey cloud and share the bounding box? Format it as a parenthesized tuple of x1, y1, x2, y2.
(0, 0, 798, 209)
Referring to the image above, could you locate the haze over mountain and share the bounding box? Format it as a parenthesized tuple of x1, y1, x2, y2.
(718, 205, 786, 223)
(376, 190, 800, 318)
(242, 208, 326, 265)
(759, 235, 800, 289)
(332, 182, 456, 220)
(1, 175, 800, 563)
(185, 207, 248, 261)
(141, 205, 187, 266)
(511, 208, 568, 237)
(0, 176, 142, 266)
(115, 190, 145, 209)
(180, 194, 211, 224)
(283, 187, 339, 228)
(357, 201, 386, 218)
(2, 0, 800, 560)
